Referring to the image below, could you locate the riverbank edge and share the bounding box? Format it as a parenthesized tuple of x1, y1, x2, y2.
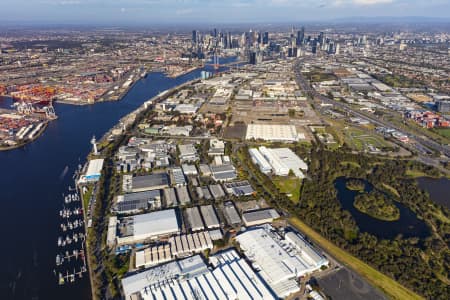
(0, 76, 141, 151)
(55, 76, 141, 106)
(0, 121, 49, 152)
(166, 66, 200, 78)
(80, 76, 202, 300)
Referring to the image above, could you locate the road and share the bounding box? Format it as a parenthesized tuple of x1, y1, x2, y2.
(294, 60, 450, 172)
(139, 133, 214, 140)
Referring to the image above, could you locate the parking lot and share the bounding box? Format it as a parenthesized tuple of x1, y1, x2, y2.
(318, 268, 386, 300)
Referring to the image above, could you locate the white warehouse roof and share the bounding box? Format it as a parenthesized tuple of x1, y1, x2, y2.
(236, 225, 327, 298)
(246, 124, 301, 142)
(86, 158, 104, 176)
(249, 148, 272, 174)
(122, 250, 275, 300)
(133, 209, 180, 241)
(259, 146, 307, 178)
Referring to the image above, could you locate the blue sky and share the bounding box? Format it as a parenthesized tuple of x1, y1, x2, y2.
(3, 0, 450, 25)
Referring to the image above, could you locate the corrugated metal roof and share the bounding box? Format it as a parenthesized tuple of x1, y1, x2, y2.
(133, 209, 179, 238)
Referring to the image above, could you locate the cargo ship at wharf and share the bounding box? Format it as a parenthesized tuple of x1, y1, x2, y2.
(0, 105, 57, 152)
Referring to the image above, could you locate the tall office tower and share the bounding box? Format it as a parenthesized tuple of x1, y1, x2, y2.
(311, 40, 317, 54)
(227, 33, 233, 49)
(262, 32, 269, 45)
(257, 32, 261, 44)
(328, 42, 335, 54)
(192, 30, 197, 44)
(251, 30, 257, 46)
(222, 36, 227, 49)
(335, 43, 340, 55)
(247, 30, 252, 46)
(291, 37, 297, 49)
(322, 38, 329, 51)
(249, 51, 257, 65)
(320, 33, 326, 50)
(318, 32, 324, 44)
(232, 38, 239, 49)
(213, 28, 217, 37)
(296, 27, 304, 46)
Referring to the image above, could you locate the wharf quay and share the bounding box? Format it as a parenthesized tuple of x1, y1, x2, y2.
(97, 77, 201, 146)
(166, 66, 199, 78)
(77, 76, 203, 299)
(0, 120, 49, 152)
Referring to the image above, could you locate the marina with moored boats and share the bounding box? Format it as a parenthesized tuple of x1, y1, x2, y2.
(55, 190, 88, 285)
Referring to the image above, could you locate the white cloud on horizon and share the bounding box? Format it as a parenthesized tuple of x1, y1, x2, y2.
(6, 0, 450, 23)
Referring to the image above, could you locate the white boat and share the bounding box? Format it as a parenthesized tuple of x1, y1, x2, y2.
(56, 255, 64, 266)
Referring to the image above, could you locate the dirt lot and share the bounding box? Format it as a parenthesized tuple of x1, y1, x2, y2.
(235, 198, 270, 212)
(198, 103, 228, 114)
(230, 99, 321, 126)
(223, 123, 246, 139)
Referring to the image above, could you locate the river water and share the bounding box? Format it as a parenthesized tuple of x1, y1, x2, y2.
(417, 177, 450, 210)
(334, 177, 430, 240)
(0, 59, 236, 300)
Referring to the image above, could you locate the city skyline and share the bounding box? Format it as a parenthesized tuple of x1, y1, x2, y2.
(1, 12, 450, 300)
(3, 0, 450, 25)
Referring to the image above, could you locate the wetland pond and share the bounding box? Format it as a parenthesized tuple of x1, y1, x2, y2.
(334, 177, 430, 239)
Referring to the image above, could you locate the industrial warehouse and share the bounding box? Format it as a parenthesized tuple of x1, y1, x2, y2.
(110, 209, 181, 245)
(79, 158, 104, 183)
(249, 146, 308, 178)
(89, 133, 332, 300)
(123, 173, 170, 193)
(77, 69, 335, 299)
(134, 231, 214, 268)
(235, 225, 329, 298)
(245, 124, 303, 142)
(121, 250, 276, 300)
(121, 225, 330, 300)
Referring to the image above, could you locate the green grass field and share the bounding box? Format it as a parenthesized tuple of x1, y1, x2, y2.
(324, 118, 391, 152)
(308, 72, 338, 83)
(381, 183, 400, 197)
(289, 217, 423, 300)
(340, 161, 361, 168)
(344, 128, 391, 151)
(82, 184, 94, 216)
(405, 169, 430, 178)
(273, 176, 302, 203)
(433, 128, 450, 140)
